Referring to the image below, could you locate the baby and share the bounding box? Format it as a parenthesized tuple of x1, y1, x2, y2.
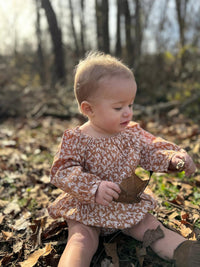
(48, 52, 198, 267)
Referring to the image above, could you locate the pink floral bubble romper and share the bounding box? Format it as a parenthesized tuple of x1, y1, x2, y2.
(48, 122, 181, 234)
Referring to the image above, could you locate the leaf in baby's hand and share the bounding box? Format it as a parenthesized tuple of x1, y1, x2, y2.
(115, 173, 149, 204)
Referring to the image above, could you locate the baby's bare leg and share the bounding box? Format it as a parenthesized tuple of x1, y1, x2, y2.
(58, 220, 100, 267)
(126, 213, 185, 260)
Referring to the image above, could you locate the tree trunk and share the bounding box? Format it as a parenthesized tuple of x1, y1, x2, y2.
(69, 0, 80, 56)
(123, 0, 132, 66)
(134, 0, 142, 67)
(41, 0, 66, 84)
(35, 0, 46, 85)
(80, 0, 86, 55)
(95, 0, 110, 53)
(175, 0, 188, 48)
(175, 0, 189, 69)
(115, 0, 122, 57)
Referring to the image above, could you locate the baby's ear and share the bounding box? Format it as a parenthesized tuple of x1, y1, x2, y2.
(80, 101, 94, 117)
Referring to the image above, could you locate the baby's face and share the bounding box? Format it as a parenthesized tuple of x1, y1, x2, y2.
(89, 76, 137, 137)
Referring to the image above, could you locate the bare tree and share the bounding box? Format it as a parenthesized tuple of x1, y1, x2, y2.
(115, 0, 122, 57)
(80, 0, 86, 55)
(175, 0, 188, 48)
(123, 0, 132, 64)
(69, 0, 80, 56)
(41, 0, 66, 84)
(95, 0, 110, 53)
(35, 0, 46, 84)
(175, 0, 189, 69)
(134, 0, 142, 63)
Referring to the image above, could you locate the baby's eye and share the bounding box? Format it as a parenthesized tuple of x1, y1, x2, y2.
(128, 104, 133, 108)
(114, 107, 122, 111)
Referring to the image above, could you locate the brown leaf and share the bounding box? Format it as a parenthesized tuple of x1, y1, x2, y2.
(13, 240, 24, 254)
(136, 246, 146, 267)
(3, 199, 20, 215)
(19, 243, 52, 267)
(179, 224, 192, 238)
(2, 230, 13, 241)
(115, 173, 149, 204)
(0, 253, 13, 266)
(104, 242, 119, 267)
(13, 216, 30, 231)
(143, 226, 164, 248)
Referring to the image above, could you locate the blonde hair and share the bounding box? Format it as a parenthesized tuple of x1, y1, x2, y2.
(74, 51, 134, 106)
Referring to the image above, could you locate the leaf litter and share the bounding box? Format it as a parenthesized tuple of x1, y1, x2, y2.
(0, 115, 199, 266)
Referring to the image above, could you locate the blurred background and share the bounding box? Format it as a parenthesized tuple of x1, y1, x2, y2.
(0, 0, 200, 121)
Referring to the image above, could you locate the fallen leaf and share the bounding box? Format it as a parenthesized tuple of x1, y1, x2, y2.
(168, 211, 179, 220)
(0, 253, 13, 266)
(179, 224, 192, 238)
(2, 230, 13, 240)
(3, 199, 20, 215)
(104, 242, 119, 267)
(136, 246, 146, 267)
(19, 243, 52, 267)
(13, 216, 30, 231)
(0, 214, 5, 224)
(0, 200, 9, 208)
(143, 225, 164, 247)
(13, 240, 24, 254)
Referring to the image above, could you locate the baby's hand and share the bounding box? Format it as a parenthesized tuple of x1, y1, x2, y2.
(95, 181, 121, 206)
(169, 151, 196, 176)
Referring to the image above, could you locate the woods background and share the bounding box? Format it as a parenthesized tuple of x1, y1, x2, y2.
(0, 1, 200, 266)
(0, 0, 200, 121)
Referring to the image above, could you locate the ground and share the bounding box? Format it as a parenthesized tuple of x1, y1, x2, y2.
(0, 115, 199, 267)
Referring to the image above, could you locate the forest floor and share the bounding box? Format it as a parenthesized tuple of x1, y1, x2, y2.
(0, 114, 200, 267)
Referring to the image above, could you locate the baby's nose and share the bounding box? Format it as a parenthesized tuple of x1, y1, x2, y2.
(123, 107, 133, 117)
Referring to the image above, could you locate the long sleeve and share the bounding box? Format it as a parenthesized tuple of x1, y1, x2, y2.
(138, 126, 182, 172)
(50, 130, 101, 203)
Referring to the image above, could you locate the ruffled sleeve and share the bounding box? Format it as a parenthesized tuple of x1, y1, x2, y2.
(127, 122, 183, 172)
(138, 125, 183, 172)
(50, 129, 101, 203)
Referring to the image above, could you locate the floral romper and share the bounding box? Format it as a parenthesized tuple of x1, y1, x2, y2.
(48, 122, 181, 233)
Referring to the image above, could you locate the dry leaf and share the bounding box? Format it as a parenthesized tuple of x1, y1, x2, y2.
(2, 230, 13, 240)
(0, 200, 9, 208)
(115, 173, 149, 204)
(0, 214, 5, 224)
(143, 226, 164, 247)
(13, 216, 30, 231)
(136, 246, 146, 267)
(179, 224, 192, 238)
(168, 211, 179, 220)
(13, 240, 24, 254)
(19, 243, 52, 267)
(104, 242, 119, 267)
(3, 199, 20, 215)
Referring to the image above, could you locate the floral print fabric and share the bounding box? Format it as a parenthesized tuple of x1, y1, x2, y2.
(48, 122, 181, 231)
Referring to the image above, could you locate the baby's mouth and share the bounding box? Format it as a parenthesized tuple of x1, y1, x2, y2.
(120, 121, 129, 126)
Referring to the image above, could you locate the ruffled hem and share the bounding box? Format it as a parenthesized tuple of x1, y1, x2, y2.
(48, 192, 157, 229)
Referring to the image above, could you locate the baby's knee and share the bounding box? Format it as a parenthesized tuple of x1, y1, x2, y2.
(68, 221, 100, 253)
(142, 213, 161, 229)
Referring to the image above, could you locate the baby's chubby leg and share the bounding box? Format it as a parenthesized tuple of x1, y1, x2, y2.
(125, 213, 185, 260)
(58, 220, 100, 267)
